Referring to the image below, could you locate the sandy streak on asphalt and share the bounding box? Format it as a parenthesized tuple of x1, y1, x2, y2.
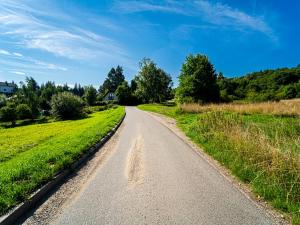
(126, 135, 144, 185)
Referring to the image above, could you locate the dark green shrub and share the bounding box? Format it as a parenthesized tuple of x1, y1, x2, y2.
(50, 92, 84, 120)
(16, 104, 32, 120)
(283, 85, 297, 99)
(0, 94, 6, 108)
(96, 101, 108, 106)
(0, 105, 17, 125)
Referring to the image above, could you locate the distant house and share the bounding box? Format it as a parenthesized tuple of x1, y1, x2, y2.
(0, 82, 15, 94)
(103, 92, 118, 101)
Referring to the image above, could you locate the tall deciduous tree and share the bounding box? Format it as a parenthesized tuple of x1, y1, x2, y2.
(135, 58, 172, 103)
(176, 54, 220, 103)
(99, 65, 125, 96)
(40, 81, 57, 110)
(18, 77, 40, 116)
(115, 81, 131, 105)
(84, 86, 97, 106)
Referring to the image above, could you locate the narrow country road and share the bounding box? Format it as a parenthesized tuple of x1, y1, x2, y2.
(39, 107, 277, 225)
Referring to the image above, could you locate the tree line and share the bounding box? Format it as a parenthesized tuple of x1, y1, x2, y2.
(217, 66, 300, 102)
(1, 54, 300, 124)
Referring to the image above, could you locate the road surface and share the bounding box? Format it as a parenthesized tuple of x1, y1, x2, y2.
(50, 107, 277, 225)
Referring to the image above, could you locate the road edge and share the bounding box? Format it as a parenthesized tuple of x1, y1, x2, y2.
(143, 110, 288, 225)
(0, 112, 126, 225)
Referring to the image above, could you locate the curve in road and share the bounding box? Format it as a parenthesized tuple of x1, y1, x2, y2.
(52, 107, 277, 225)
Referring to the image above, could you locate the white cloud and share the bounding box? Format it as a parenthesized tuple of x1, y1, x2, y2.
(0, 55, 68, 73)
(13, 52, 23, 57)
(195, 0, 274, 37)
(112, 1, 186, 14)
(0, 49, 10, 55)
(113, 0, 276, 41)
(33, 60, 67, 71)
(11, 71, 26, 75)
(0, 0, 131, 63)
(0, 47, 67, 71)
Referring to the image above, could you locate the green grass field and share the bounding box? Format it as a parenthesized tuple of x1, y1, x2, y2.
(0, 106, 125, 215)
(138, 104, 300, 224)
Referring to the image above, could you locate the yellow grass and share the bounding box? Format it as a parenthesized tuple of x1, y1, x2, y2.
(180, 99, 300, 116)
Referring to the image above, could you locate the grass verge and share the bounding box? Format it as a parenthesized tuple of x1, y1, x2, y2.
(179, 99, 300, 117)
(0, 106, 125, 215)
(138, 104, 300, 225)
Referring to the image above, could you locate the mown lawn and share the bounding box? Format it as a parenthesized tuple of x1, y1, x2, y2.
(138, 104, 300, 225)
(0, 106, 125, 215)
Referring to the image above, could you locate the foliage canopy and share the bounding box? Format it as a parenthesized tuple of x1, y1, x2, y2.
(176, 54, 220, 103)
(50, 92, 84, 119)
(135, 58, 172, 103)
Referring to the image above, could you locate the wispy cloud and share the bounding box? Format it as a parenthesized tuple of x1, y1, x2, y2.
(195, 1, 274, 38)
(113, 0, 277, 41)
(0, 50, 23, 57)
(33, 60, 67, 71)
(0, 49, 10, 55)
(0, 0, 131, 63)
(13, 52, 23, 57)
(112, 0, 186, 14)
(11, 71, 26, 75)
(0, 49, 67, 72)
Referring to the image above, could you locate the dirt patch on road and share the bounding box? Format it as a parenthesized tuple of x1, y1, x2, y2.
(126, 135, 144, 186)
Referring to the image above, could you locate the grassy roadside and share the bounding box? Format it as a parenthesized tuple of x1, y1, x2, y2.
(0, 106, 125, 215)
(138, 104, 300, 224)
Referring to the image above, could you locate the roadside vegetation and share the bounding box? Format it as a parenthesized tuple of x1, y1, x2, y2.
(180, 100, 300, 117)
(1, 53, 300, 222)
(0, 106, 124, 215)
(218, 66, 300, 102)
(137, 53, 300, 225)
(138, 101, 300, 224)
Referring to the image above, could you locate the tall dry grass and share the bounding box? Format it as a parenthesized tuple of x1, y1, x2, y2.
(180, 99, 300, 116)
(139, 103, 300, 223)
(189, 112, 300, 223)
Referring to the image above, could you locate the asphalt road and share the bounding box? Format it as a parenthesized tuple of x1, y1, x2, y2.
(52, 107, 277, 225)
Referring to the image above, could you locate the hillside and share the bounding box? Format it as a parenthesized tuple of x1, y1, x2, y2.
(218, 65, 300, 102)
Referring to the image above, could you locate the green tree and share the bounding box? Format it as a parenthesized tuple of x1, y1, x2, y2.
(99, 65, 125, 96)
(0, 94, 7, 108)
(84, 86, 97, 106)
(0, 105, 17, 125)
(18, 77, 40, 116)
(135, 58, 172, 103)
(281, 85, 297, 99)
(176, 54, 220, 103)
(16, 104, 32, 119)
(115, 81, 131, 105)
(40, 81, 57, 110)
(130, 78, 138, 93)
(72, 83, 85, 97)
(50, 92, 84, 120)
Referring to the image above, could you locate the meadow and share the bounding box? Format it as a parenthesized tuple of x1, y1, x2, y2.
(138, 101, 300, 224)
(179, 100, 300, 117)
(0, 106, 125, 215)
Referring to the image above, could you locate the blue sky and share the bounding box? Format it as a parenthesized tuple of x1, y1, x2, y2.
(0, 0, 299, 87)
